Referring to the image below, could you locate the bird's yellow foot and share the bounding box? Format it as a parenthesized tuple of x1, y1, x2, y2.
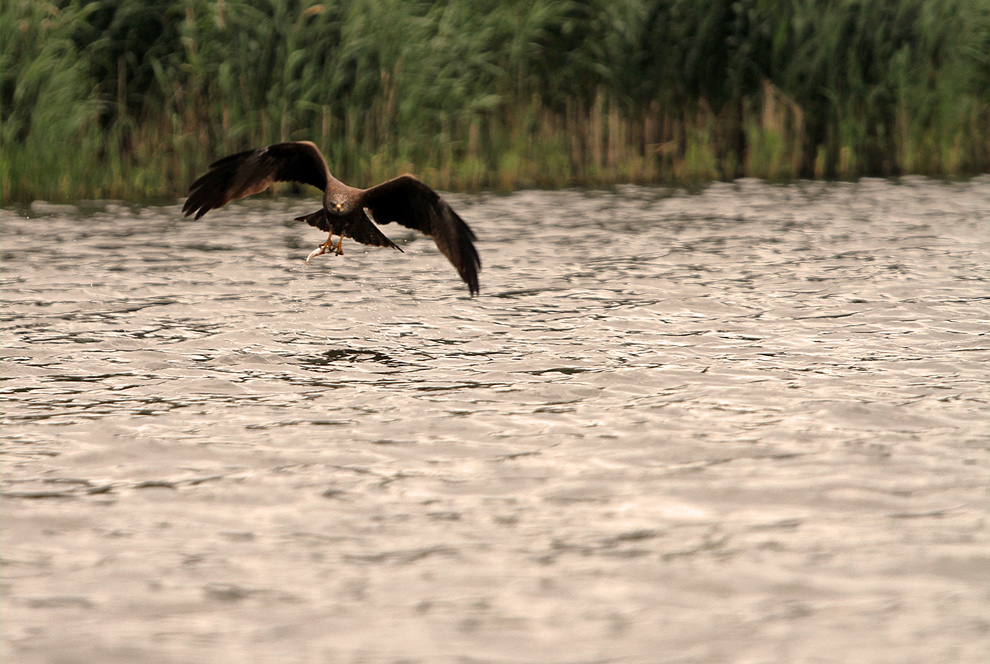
(305, 234, 336, 263)
(333, 236, 345, 255)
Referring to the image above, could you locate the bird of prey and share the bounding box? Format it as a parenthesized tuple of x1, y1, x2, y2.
(182, 141, 480, 295)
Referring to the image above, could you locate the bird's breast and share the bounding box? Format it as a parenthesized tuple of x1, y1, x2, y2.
(323, 208, 363, 233)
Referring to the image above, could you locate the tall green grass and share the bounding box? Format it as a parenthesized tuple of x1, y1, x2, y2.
(3, 0, 988, 203)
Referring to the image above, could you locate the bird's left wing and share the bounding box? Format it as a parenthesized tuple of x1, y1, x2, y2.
(183, 141, 329, 219)
(359, 176, 481, 295)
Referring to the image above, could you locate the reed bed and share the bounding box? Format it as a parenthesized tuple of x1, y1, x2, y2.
(2, 0, 988, 202)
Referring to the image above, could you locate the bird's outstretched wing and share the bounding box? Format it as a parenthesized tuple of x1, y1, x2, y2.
(183, 141, 329, 219)
(359, 176, 480, 295)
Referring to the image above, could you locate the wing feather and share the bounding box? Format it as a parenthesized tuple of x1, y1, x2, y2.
(183, 141, 329, 219)
(359, 176, 480, 295)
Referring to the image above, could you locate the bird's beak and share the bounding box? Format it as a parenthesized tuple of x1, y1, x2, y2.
(334, 203, 342, 212)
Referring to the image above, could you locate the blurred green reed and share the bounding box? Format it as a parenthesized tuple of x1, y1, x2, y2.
(2, 0, 988, 202)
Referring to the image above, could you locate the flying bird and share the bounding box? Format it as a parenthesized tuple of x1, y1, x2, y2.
(182, 141, 480, 295)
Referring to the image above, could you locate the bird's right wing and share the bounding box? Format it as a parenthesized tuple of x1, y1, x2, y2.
(183, 141, 329, 219)
(360, 175, 480, 295)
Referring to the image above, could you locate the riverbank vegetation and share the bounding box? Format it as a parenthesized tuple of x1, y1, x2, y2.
(3, 0, 989, 202)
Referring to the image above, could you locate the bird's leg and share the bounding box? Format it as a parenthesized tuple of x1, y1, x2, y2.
(333, 236, 345, 255)
(305, 232, 335, 264)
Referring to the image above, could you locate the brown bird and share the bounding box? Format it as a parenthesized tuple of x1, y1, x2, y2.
(182, 141, 480, 295)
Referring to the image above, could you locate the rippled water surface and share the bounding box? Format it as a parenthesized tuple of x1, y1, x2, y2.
(3, 179, 988, 663)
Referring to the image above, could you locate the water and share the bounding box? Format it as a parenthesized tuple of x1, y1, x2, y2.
(2, 178, 988, 663)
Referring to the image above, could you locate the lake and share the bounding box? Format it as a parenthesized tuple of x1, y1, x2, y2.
(2, 178, 988, 663)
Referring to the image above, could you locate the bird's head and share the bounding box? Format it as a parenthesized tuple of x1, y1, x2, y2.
(327, 196, 350, 215)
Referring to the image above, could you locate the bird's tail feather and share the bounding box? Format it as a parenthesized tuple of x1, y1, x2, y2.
(294, 210, 402, 252)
